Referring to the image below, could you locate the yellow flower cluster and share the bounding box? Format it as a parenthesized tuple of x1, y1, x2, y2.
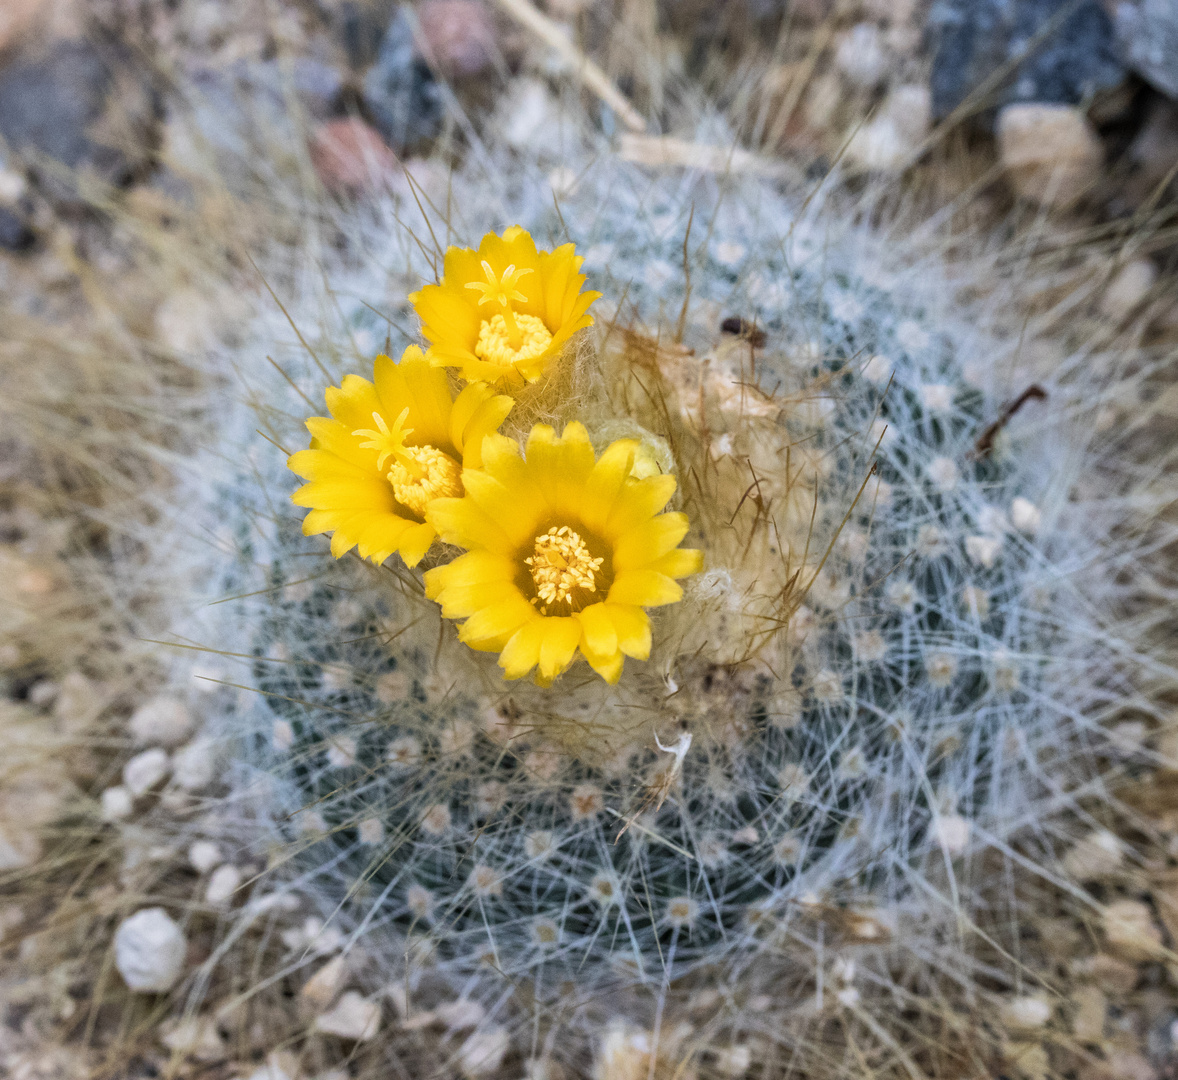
(289, 228, 702, 685)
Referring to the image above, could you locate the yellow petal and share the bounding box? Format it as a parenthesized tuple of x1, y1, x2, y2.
(324, 373, 382, 434)
(526, 422, 595, 515)
(612, 513, 691, 572)
(430, 550, 517, 590)
(462, 470, 545, 548)
(458, 393, 514, 468)
(427, 495, 516, 554)
(608, 570, 683, 607)
(576, 602, 618, 658)
(607, 604, 652, 659)
(537, 617, 582, 681)
(500, 618, 546, 680)
(650, 547, 704, 579)
(582, 646, 624, 684)
(458, 596, 535, 647)
(581, 439, 638, 535)
(397, 522, 437, 567)
(605, 474, 678, 538)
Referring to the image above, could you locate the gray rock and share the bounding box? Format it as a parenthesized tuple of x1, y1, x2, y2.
(929, 0, 1125, 124)
(1114, 0, 1178, 99)
(0, 41, 156, 188)
(362, 7, 444, 151)
(0, 207, 33, 252)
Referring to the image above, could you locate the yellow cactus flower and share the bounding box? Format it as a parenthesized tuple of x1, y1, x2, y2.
(288, 346, 513, 568)
(423, 422, 703, 685)
(409, 226, 601, 386)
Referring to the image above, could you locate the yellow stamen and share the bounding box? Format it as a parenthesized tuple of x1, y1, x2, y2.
(524, 525, 603, 614)
(465, 260, 533, 349)
(354, 407, 413, 471)
(389, 446, 463, 518)
(475, 313, 553, 370)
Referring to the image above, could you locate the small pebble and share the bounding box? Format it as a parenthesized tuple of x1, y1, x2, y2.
(115, 908, 187, 992)
(418, 0, 497, 78)
(1073, 985, 1107, 1042)
(1103, 899, 1163, 962)
(845, 84, 931, 172)
(997, 104, 1102, 206)
(300, 954, 347, 1010)
(123, 748, 170, 796)
(1063, 829, 1122, 880)
(1002, 995, 1052, 1031)
(459, 1026, 510, 1077)
(172, 738, 216, 792)
(314, 990, 381, 1040)
(188, 840, 222, 873)
(310, 118, 399, 197)
(129, 696, 194, 747)
(160, 1016, 225, 1061)
(1100, 259, 1157, 319)
(205, 864, 243, 906)
(101, 785, 134, 822)
(835, 23, 889, 90)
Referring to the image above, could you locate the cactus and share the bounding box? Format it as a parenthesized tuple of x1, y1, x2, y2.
(186, 123, 1159, 1071)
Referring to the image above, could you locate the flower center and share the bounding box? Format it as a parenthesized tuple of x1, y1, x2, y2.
(525, 526, 603, 614)
(475, 313, 554, 369)
(388, 445, 463, 518)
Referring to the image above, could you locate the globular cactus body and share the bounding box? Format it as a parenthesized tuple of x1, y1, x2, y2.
(195, 138, 1122, 1028)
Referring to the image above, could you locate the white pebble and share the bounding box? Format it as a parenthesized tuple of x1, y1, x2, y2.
(997, 104, 1102, 206)
(845, 85, 931, 173)
(1010, 497, 1042, 536)
(115, 908, 187, 992)
(435, 997, 487, 1032)
(459, 1026, 510, 1077)
(314, 991, 381, 1040)
(1001, 995, 1052, 1031)
(129, 696, 194, 747)
(205, 864, 243, 905)
(300, 954, 347, 1010)
(188, 840, 222, 873)
(172, 739, 216, 792)
(123, 748, 170, 796)
(101, 786, 134, 822)
(835, 23, 889, 89)
(1100, 259, 1156, 319)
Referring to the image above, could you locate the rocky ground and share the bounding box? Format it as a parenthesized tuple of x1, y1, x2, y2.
(2, 1, 1178, 1078)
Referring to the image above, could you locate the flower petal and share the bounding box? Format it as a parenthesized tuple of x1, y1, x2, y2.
(537, 617, 582, 681)
(650, 547, 704, 579)
(500, 618, 546, 680)
(606, 604, 652, 659)
(576, 602, 618, 659)
(612, 512, 691, 572)
(581, 439, 638, 535)
(427, 495, 516, 555)
(582, 644, 624, 684)
(609, 570, 683, 607)
(458, 595, 535, 648)
(604, 474, 678, 538)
